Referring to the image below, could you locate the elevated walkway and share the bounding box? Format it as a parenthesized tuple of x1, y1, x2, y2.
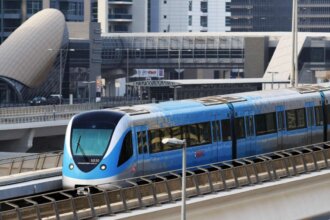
(0, 142, 329, 219)
(0, 100, 146, 151)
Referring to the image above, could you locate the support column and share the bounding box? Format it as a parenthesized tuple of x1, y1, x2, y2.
(42, 0, 50, 8)
(97, 0, 108, 33)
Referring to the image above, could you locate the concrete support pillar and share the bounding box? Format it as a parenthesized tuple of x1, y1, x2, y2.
(21, 0, 27, 22)
(98, 0, 108, 33)
(42, 0, 50, 8)
(84, 0, 91, 22)
(1, 129, 36, 152)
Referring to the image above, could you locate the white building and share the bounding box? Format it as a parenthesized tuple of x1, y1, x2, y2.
(97, 0, 148, 33)
(97, 0, 230, 34)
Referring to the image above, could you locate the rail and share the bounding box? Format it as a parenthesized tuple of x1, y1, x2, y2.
(0, 151, 63, 177)
(0, 142, 329, 219)
(0, 100, 148, 124)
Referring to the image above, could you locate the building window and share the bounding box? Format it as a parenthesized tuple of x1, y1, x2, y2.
(188, 15, 192, 26)
(164, 0, 167, 4)
(164, 15, 167, 19)
(188, 1, 192, 11)
(201, 1, 207, 13)
(201, 16, 208, 27)
(214, 70, 220, 79)
(27, 0, 42, 14)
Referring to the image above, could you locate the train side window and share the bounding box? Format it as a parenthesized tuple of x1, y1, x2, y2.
(188, 124, 200, 146)
(286, 110, 297, 130)
(246, 116, 254, 137)
(255, 112, 277, 135)
(149, 130, 162, 153)
(235, 117, 246, 139)
(286, 108, 306, 130)
(221, 119, 231, 141)
(117, 132, 133, 167)
(212, 120, 221, 142)
(296, 108, 306, 128)
(315, 106, 324, 126)
(137, 131, 147, 154)
(172, 126, 183, 140)
(199, 122, 212, 144)
(161, 127, 178, 151)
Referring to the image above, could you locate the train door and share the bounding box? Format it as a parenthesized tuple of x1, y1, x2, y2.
(276, 106, 285, 150)
(244, 112, 256, 157)
(305, 102, 314, 145)
(134, 125, 149, 176)
(211, 114, 221, 162)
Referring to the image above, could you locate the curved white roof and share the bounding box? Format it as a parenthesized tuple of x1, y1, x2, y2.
(0, 9, 68, 88)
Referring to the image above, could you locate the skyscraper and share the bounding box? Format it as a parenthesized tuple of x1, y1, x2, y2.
(0, 0, 95, 44)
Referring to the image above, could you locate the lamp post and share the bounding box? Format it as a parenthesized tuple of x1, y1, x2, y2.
(48, 48, 75, 104)
(82, 81, 96, 103)
(162, 137, 187, 220)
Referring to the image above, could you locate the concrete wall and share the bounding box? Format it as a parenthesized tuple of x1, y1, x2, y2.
(67, 22, 91, 39)
(244, 37, 268, 78)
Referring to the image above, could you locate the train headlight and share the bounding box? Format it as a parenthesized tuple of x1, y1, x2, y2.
(100, 164, 107, 171)
(69, 163, 74, 170)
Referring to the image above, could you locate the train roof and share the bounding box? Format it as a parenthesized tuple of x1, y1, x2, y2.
(109, 83, 330, 116)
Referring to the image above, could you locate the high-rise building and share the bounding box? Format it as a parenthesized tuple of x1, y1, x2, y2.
(0, 0, 95, 43)
(151, 0, 229, 32)
(298, 0, 330, 32)
(226, 0, 292, 32)
(97, 0, 148, 33)
(97, 0, 229, 33)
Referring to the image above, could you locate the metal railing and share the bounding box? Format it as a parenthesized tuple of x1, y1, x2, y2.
(0, 141, 329, 219)
(0, 151, 63, 177)
(0, 100, 148, 124)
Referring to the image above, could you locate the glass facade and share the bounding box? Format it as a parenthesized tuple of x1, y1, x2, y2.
(227, 0, 292, 32)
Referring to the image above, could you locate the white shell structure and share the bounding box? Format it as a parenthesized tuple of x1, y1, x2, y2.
(0, 9, 68, 88)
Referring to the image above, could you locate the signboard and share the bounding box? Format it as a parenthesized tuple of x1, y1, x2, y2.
(132, 69, 165, 78)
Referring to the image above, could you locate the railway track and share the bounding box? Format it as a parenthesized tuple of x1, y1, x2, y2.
(0, 142, 329, 219)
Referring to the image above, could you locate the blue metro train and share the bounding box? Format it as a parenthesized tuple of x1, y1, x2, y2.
(63, 84, 330, 188)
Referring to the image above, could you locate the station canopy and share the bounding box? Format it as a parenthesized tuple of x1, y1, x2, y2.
(128, 79, 290, 88)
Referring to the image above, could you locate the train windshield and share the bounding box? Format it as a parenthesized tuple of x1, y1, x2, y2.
(71, 127, 114, 156)
(70, 111, 124, 159)
(70, 111, 124, 172)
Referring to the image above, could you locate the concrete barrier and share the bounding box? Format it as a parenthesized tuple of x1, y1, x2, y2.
(113, 170, 330, 220)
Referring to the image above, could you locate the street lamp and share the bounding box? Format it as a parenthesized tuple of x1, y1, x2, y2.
(82, 81, 96, 103)
(162, 137, 187, 220)
(48, 48, 75, 104)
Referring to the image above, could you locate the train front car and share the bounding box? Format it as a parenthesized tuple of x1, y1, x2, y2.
(62, 110, 134, 189)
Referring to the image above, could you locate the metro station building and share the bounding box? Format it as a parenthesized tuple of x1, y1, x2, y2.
(1, 8, 330, 103)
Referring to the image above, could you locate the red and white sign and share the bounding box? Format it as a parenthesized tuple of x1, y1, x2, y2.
(132, 69, 165, 78)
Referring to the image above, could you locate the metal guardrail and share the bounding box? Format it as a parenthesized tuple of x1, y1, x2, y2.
(0, 100, 148, 124)
(0, 152, 63, 177)
(0, 142, 329, 219)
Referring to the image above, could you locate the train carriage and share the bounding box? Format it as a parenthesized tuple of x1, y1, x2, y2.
(63, 84, 330, 188)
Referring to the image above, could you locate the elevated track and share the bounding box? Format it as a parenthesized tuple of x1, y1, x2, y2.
(0, 142, 329, 219)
